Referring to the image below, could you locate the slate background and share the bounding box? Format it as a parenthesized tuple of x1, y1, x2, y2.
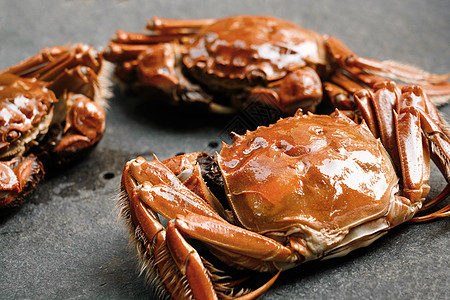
(0, 1, 449, 299)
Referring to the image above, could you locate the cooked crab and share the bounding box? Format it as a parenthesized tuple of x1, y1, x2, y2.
(104, 15, 450, 114)
(0, 44, 107, 208)
(120, 81, 450, 299)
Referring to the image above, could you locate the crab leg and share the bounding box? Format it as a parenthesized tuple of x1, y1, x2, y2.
(366, 84, 430, 201)
(105, 17, 216, 62)
(326, 36, 450, 105)
(48, 65, 101, 100)
(112, 30, 191, 45)
(326, 36, 450, 85)
(348, 81, 449, 220)
(353, 90, 380, 138)
(1, 44, 102, 81)
(171, 214, 296, 264)
(104, 42, 180, 88)
(323, 70, 368, 110)
(6, 45, 107, 156)
(372, 82, 402, 168)
(166, 213, 283, 299)
(324, 82, 354, 110)
(122, 162, 198, 300)
(395, 101, 428, 202)
(0, 46, 67, 77)
(411, 183, 450, 222)
(9, 47, 105, 161)
(122, 156, 232, 298)
(147, 17, 216, 34)
(165, 219, 219, 300)
(367, 84, 450, 220)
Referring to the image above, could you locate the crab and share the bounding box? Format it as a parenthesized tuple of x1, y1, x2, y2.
(0, 44, 107, 209)
(120, 80, 450, 299)
(104, 15, 450, 114)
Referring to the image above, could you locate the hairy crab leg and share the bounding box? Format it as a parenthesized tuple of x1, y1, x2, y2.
(395, 90, 430, 202)
(104, 42, 181, 89)
(121, 156, 230, 299)
(323, 72, 367, 110)
(122, 164, 198, 299)
(0, 44, 106, 104)
(353, 90, 380, 138)
(166, 216, 287, 299)
(106, 38, 223, 111)
(323, 82, 355, 110)
(167, 214, 283, 299)
(165, 220, 219, 300)
(122, 155, 298, 298)
(53, 94, 106, 152)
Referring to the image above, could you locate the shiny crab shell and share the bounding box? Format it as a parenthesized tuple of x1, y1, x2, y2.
(218, 111, 412, 262)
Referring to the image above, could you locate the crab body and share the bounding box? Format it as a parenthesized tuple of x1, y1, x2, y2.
(106, 15, 450, 114)
(0, 44, 107, 208)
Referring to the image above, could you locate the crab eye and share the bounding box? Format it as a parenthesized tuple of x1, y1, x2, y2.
(4, 129, 21, 143)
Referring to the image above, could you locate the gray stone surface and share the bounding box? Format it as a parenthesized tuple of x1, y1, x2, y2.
(0, 0, 449, 299)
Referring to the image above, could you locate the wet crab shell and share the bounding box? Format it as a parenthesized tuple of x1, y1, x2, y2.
(183, 15, 328, 90)
(218, 111, 409, 261)
(0, 74, 55, 159)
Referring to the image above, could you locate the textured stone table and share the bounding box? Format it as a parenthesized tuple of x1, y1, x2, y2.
(0, 1, 449, 299)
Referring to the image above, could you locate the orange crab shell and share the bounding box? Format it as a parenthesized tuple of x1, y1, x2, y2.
(183, 15, 328, 87)
(218, 111, 400, 242)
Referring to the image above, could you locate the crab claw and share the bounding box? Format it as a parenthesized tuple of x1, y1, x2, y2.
(266, 67, 323, 113)
(0, 155, 44, 208)
(55, 94, 106, 153)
